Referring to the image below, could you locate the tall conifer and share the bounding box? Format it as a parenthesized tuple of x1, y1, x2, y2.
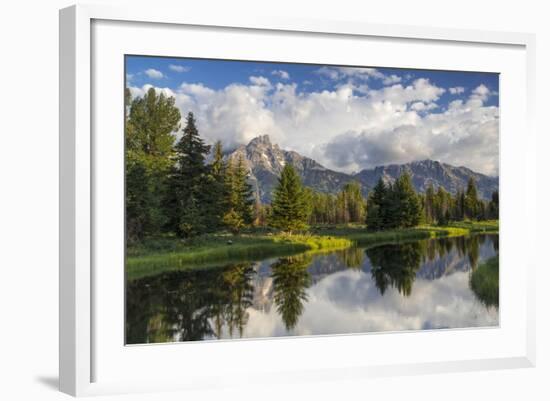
(270, 164, 311, 233)
(125, 87, 180, 241)
(366, 178, 388, 231)
(465, 177, 479, 220)
(165, 112, 211, 237)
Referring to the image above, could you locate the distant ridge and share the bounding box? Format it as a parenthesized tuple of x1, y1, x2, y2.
(354, 159, 499, 200)
(225, 135, 498, 203)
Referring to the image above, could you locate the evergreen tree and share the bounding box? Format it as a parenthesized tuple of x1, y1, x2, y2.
(336, 190, 350, 224)
(424, 183, 436, 224)
(308, 185, 367, 226)
(454, 189, 466, 221)
(234, 155, 254, 226)
(366, 178, 388, 231)
(434, 186, 450, 225)
(223, 155, 254, 233)
(253, 200, 270, 227)
(270, 164, 311, 233)
(204, 140, 228, 230)
(126, 87, 181, 164)
(125, 87, 181, 241)
(165, 112, 211, 237)
(465, 177, 479, 220)
(417, 193, 427, 225)
(340, 181, 366, 223)
(488, 190, 499, 219)
(125, 158, 153, 242)
(391, 172, 422, 228)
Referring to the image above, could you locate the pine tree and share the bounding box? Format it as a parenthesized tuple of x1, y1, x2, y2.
(223, 155, 254, 233)
(435, 186, 450, 225)
(126, 87, 181, 167)
(204, 140, 228, 230)
(253, 199, 270, 227)
(454, 189, 466, 221)
(165, 112, 211, 237)
(234, 155, 254, 226)
(340, 181, 366, 223)
(392, 172, 422, 228)
(465, 177, 479, 220)
(270, 164, 311, 233)
(366, 178, 387, 231)
(488, 190, 499, 219)
(424, 183, 435, 224)
(125, 158, 153, 242)
(125, 87, 181, 241)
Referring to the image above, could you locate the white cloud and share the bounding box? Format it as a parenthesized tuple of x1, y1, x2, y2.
(367, 78, 445, 105)
(449, 86, 465, 95)
(315, 66, 340, 80)
(271, 69, 290, 80)
(382, 74, 402, 85)
(180, 82, 215, 97)
(340, 67, 385, 80)
(470, 84, 490, 101)
(316, 66, 385, 81)
(410, 101, 438, 112)
(144, 68, 164, 79)
(249, 76, 272, 87)
(128, 74, 499, 175)
(168, 64, 190, 73)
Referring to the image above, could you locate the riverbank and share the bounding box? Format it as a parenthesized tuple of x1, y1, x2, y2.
(126, 233, 352, 280)
(470, 255, 499, 307)
(126, 220, 498, 280)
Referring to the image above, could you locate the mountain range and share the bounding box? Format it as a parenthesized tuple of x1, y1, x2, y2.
(226, 135, 498, 203)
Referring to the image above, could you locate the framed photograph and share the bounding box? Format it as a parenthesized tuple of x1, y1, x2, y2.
(59, 4, 536, 397)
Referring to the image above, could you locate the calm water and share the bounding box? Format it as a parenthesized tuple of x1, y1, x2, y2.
(126, 234, 499, 344)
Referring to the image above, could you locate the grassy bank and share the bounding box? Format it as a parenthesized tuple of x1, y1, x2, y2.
(127, 220, 498, 280)
(470, 255, 499, 307)
(444, 220, 499, 233)
(126, 233, 352, 280)
(312, 220, 498, 245)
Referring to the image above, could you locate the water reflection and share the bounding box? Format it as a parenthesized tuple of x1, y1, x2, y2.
(271, 255, 312, 330)
(367, 242, 422, 296)
(126, 234, 499, 344)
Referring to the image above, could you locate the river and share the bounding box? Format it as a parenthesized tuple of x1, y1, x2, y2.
(126, 234, 499, 344)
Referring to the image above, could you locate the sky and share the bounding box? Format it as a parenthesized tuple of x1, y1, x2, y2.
(126, 55, 499, 176)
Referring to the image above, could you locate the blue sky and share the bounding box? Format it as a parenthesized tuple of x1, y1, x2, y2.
(126, 55, 499, 108)
(126, 55, 500, 175)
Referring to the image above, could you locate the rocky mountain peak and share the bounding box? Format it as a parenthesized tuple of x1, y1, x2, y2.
(247, 134, 273, 148)
(226, 137, 498, 203)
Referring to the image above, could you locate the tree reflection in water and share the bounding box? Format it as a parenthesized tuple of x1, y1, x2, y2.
(217, 263, 255, 337)
(467, 235, 480, 270)
(271, 254, 312, 331)
(335, 247, 366, 269)
(126, 234, 498, 343)
(367, 242, 422, 296)
(126, 263, 255, 344)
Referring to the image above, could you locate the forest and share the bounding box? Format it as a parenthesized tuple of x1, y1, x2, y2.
(126, 87, 498, 245)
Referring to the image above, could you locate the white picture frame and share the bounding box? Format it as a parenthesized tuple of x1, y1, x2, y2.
(59, 3, 536, 397)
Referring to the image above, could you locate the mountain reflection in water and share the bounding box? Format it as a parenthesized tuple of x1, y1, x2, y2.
(126, 234, 499, 344)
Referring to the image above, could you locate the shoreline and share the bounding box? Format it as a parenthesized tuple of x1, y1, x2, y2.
(126, 220, 498, 280)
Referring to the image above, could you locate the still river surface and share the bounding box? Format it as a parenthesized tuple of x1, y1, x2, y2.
(126, 234, 499, 344)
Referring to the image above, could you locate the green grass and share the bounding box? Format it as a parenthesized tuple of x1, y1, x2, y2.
(444, 220, 499, 233)
(126, 233, 352, 280)
(312, 221, 497, 245)
(127, 220, 498, 280)
(470, 255, 499, 307)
